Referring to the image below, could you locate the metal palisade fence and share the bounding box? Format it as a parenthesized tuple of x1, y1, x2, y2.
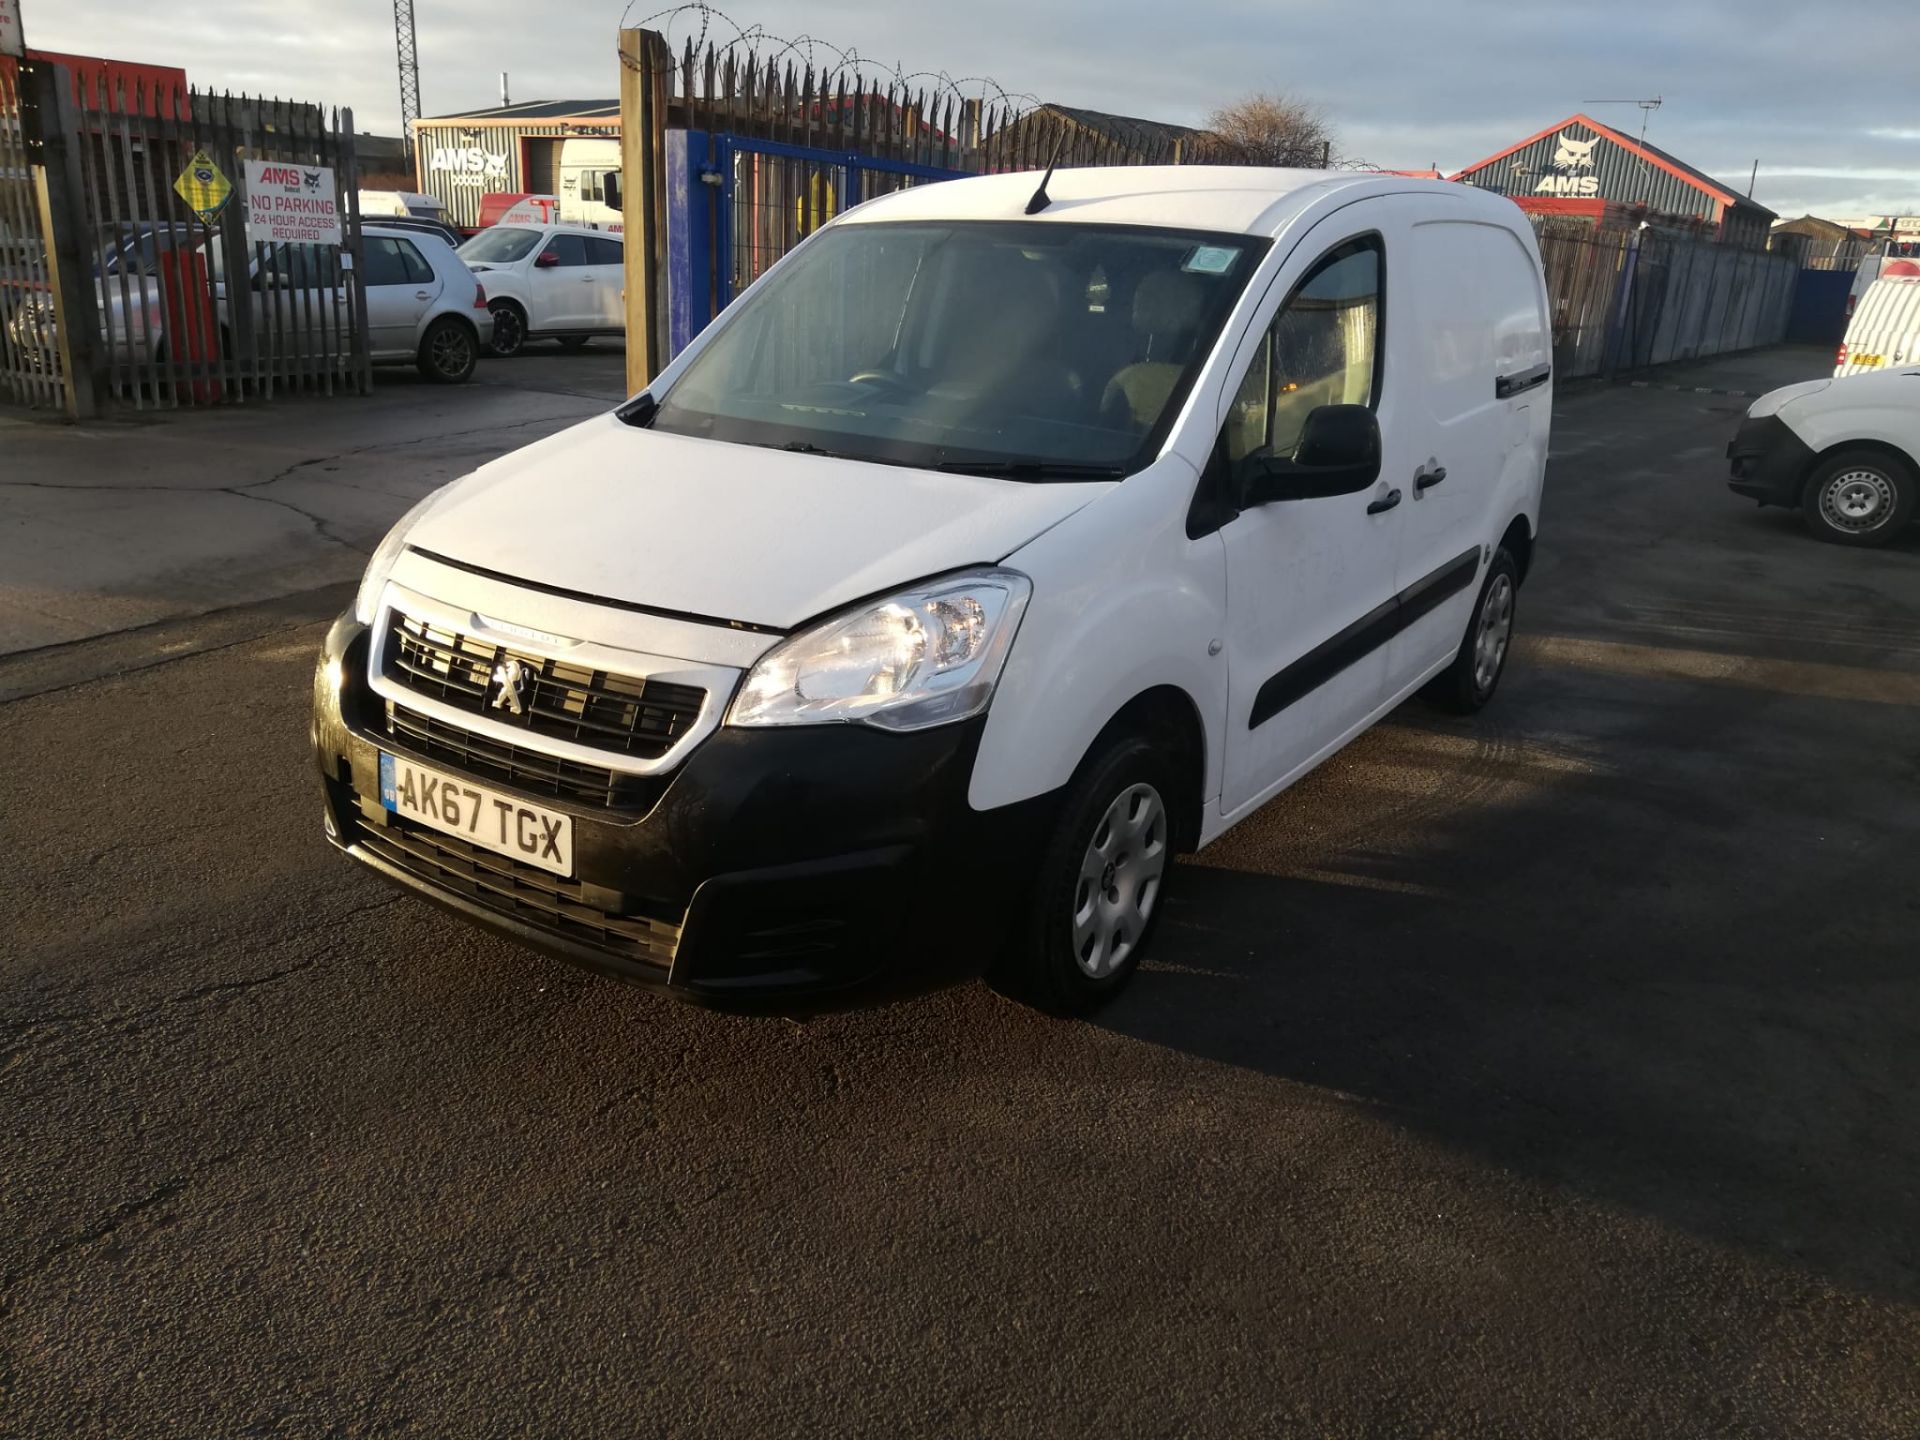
(617, 28, 1260, 384)
(0, 62, 65, 411)
(1531, 218, 1799, 380)
(2, 57, 372, 415)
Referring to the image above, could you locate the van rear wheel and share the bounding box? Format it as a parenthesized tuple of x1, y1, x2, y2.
(989, 733, 1174, 1016)
(1423, 547, 1518, 715)
(1801, 449, 1916, 547)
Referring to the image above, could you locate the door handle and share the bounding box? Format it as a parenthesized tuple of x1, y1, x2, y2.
(1415, 464, 1448, 491)
(1366, 488, 1403, 515)
(413, 290, 432, 301)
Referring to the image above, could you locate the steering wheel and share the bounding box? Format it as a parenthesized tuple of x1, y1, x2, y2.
(847, 370, 916, 399)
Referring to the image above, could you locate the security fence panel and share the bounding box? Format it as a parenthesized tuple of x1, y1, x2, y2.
(53, 73, 370, 410)
(1531, 217, 1800, 379)
(639, 29, 1287, 368)
(1530, 221, 1627, 379)
(0, 63, 65, 410)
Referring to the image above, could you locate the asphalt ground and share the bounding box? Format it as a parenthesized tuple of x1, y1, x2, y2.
(3, 347, 1917, 1437)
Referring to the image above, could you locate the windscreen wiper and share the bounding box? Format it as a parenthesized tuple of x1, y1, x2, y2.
(766, 439, 851, 457)
(932, 459, 1126, 480)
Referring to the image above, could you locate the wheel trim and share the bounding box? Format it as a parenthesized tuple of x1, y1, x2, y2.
(431, 325, 470, 375)
(1070, 782, 1169, 979)
(490, 307, 523, 352)
(1820, 467, 1897, 533)
(1473, 573, 1514, 693)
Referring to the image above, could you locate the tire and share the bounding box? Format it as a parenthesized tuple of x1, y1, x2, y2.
(486, 300, 527, 358)
(416, 317, 478, 383)
(989, 733, 1176, 1016)
(1423, 547, 1518, 715)
(556, 335, 591, 351)
(1800, 448, 1917, 547)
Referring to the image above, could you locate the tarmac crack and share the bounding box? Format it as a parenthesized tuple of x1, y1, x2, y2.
(218, 483, 365, 553)
(0, 1177, 190, 1297)
(158, 896, 405, 1008)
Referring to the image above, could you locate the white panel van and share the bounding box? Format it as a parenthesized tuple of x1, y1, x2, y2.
(1836, 264, 1920, 376)
(316, 167, 1551, 1014)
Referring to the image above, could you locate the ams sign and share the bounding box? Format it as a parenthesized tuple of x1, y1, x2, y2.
(1533, 130, 1601, 197)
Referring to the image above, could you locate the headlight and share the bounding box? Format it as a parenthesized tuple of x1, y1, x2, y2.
(353, 484, 455, 624)
(727, 568, 1032, 731)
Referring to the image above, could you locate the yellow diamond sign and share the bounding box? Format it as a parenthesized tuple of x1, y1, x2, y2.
(174, 149, 233, 223)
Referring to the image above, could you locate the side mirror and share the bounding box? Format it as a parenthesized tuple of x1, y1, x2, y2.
(1239, 404, 1382, 507)
(534, 250, 561, 268)
(603, 173, 622, 212)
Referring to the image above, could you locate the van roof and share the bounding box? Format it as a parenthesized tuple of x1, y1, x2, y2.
(839, 166, 1497, 237)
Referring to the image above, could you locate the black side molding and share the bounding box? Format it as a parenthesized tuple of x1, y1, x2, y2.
(1249, 546, 1482, 729)
(1495, 364, 1552, 400)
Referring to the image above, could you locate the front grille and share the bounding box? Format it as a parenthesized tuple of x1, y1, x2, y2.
(383, 610, 706, 761)
(386, 703, 668, 811)
(356, 815, 681, 968)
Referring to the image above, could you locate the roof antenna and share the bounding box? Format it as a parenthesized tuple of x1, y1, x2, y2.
(1025, 135, 1066, 215)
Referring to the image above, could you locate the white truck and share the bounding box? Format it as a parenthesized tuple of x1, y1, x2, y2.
(556, 139, 623, 232)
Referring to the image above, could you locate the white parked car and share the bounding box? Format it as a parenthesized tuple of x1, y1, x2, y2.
(455, 223, 624, 356)
(1728, 368, 1919, 545)
(318, 167, 1550, 1013)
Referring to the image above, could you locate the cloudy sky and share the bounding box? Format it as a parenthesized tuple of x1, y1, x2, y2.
(28, 0, 1918, 219)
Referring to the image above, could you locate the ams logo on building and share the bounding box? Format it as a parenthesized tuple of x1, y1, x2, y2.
(1532, 131, 1600, 197)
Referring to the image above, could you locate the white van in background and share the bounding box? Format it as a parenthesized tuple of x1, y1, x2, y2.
(358, 190, 452, 224)
(1835, 263, 1920, 376)
(557, 138, 623, 231)
(318, 167, 1550, 1013)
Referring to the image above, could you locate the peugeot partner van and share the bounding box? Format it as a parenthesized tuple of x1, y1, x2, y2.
(315, 167, 1551, 1013)
(1727, 367, 1920, 545)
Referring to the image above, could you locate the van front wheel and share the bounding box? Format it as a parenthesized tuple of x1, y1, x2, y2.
(989, 734, 1174, 1016)
(1801, 449, 1916, 546)
(1423, 547, 1518, 715)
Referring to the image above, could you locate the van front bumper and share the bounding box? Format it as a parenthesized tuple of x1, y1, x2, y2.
(1726, 414, 1815, 507)
(313, 612, 1053, 1005)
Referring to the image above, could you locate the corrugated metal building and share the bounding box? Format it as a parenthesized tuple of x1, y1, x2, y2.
(1452, 113, 1776, 248)
(412, 99, 618, 228)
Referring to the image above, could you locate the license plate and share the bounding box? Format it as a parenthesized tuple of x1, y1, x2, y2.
(1855, 353, 1884, 367)
(379, 753, 574, 877)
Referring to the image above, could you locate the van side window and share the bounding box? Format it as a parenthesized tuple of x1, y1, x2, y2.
(1230, 237, 1382, 462)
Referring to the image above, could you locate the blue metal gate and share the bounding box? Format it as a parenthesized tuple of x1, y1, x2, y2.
(1784, 267, 1853, 348)
(665, 131, 966, 357)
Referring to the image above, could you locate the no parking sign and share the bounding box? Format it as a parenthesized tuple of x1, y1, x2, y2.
(243, 160, 342, 246)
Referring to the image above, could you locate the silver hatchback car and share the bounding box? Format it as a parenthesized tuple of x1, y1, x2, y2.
(5, 222, 493, 384)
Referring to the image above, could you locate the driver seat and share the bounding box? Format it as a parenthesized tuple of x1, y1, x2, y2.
(1100, 272, 1202, 430)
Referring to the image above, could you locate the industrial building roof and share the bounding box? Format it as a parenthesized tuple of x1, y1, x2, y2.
(420, 99, 619, 123)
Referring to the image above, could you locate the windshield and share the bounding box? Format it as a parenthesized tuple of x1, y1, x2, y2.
(458, 227, 540, 265)
(647, 220, 1267, 477)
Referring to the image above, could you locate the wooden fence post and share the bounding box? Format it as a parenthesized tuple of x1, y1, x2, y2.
(619, 27, 671, 395)
(25, 60, 104, 418)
